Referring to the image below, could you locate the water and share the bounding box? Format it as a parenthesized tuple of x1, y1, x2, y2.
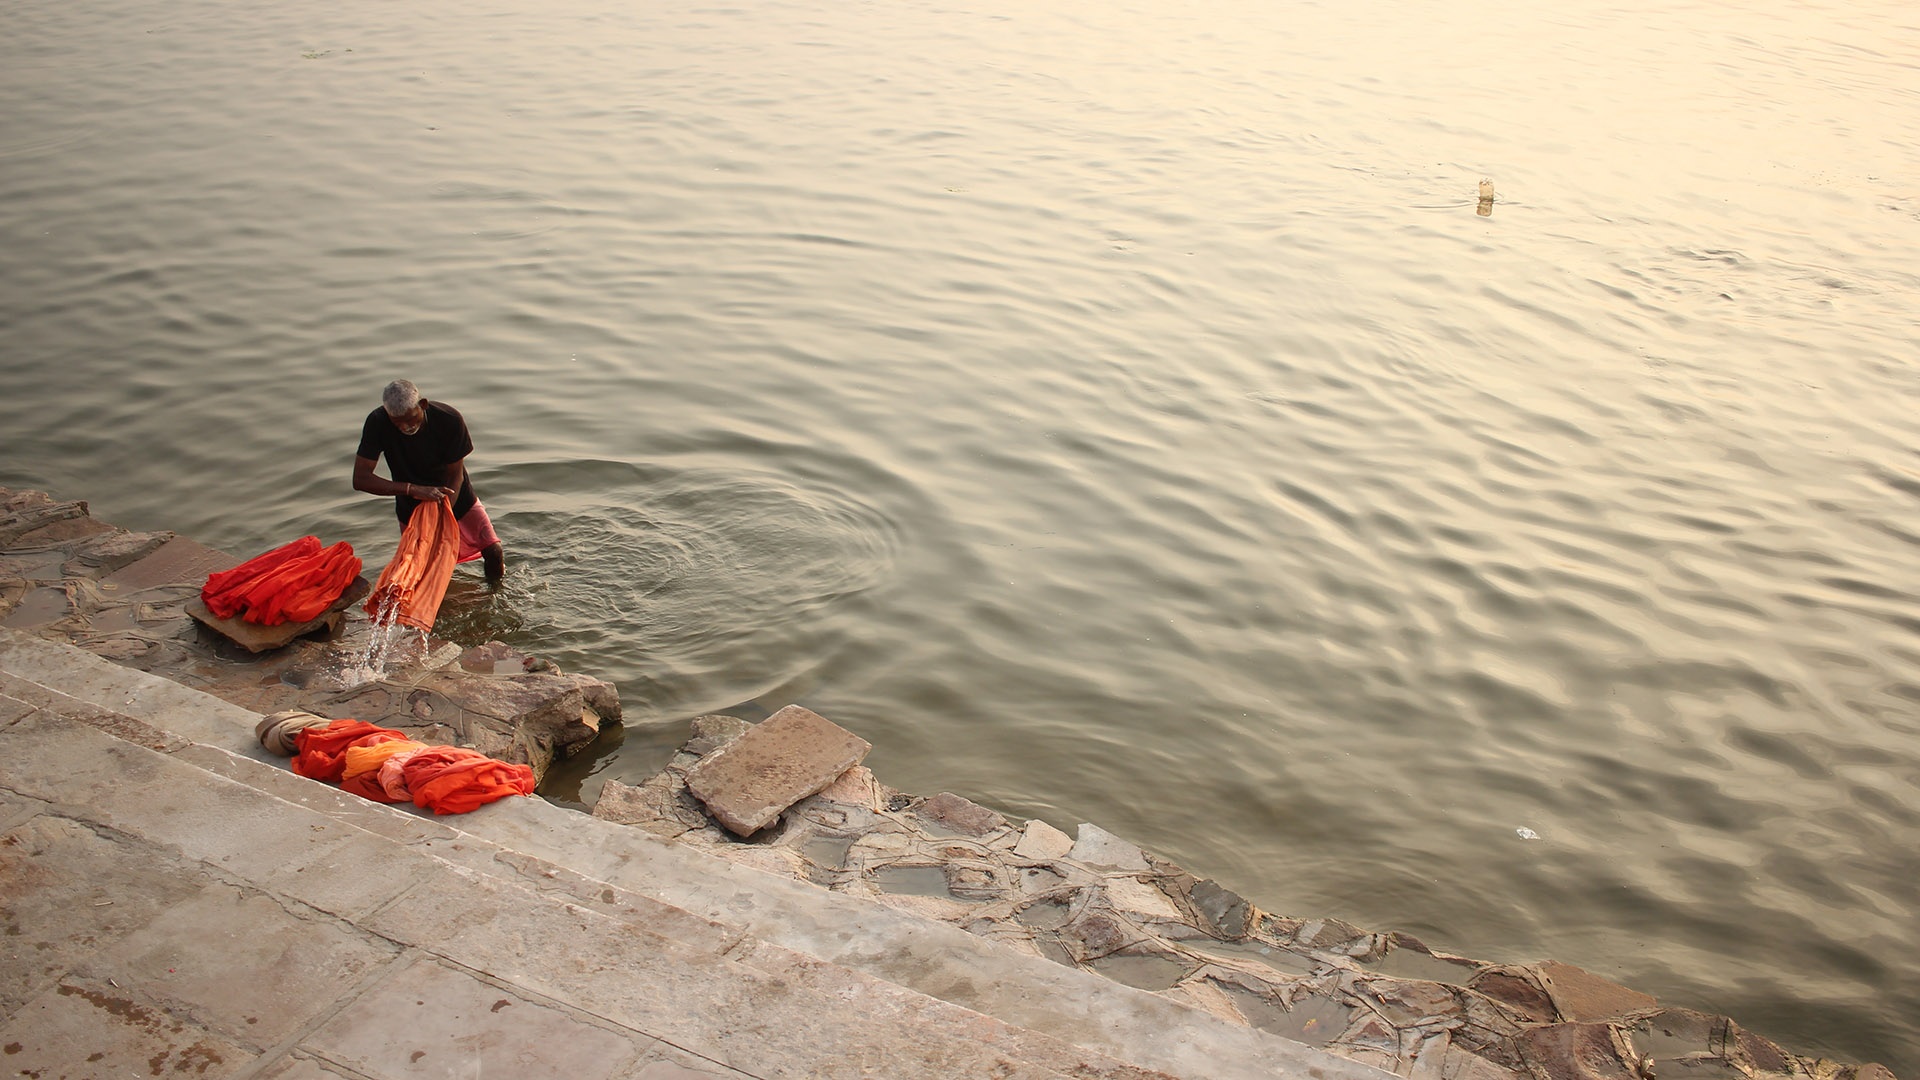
(4, 0, 1918, 1068)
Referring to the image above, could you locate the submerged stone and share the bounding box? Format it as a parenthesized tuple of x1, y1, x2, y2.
(915, 791, 1006, 836)
(1066, 823, 1149, 870)
(1537, 960, 1659, 1023)
(1012, 819, 1074, 861)
(1191, 878, 1254, 941)
(1517, 1023, 1645, 1080)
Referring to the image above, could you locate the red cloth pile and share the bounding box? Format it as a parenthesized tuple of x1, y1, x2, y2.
(290, 718, 536, 815)
(202, 536, 362, 626)
(365, 498, 459, 632)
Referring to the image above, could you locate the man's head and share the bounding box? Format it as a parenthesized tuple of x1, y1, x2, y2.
(382, 380, 425, 435)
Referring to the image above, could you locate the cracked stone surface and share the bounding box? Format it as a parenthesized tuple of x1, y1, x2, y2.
(594, 713, 1901, 1080)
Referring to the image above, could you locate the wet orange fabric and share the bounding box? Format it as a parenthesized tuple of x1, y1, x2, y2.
(289, 718, 532, 814)
(339, 740, 428, 802)
(399, 745, 537, 814)
(378, 748, 429, 802)
(291, 719, 408, 783)
(364, 497, 459, 632)
(202, 537, 363, 625)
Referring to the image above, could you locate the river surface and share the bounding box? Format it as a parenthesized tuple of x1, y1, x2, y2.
(4, 0, 1918, 1067)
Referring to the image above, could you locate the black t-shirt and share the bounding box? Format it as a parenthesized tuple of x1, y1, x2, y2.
(356, 400, 478, 524)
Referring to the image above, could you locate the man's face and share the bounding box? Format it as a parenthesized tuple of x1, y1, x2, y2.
(389, 404, 426, 435)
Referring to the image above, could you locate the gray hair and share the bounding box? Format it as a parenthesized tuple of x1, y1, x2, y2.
(382, 379, 422, 416)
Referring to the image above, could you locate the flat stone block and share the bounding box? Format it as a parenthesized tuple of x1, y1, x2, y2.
(1518, 1022, 1642, 1080)
(11, 515, 115, 546)
(93, 881, 402, 1045)
(0, 691, 34, 726)
(1191, 879, 1254, 941)
(1104, 875, 1184, 923)
(915, 791, 1006, 836)
(257, 1054, 360, 1079)
(185, 575, 369, 654)
(684, 705, 871, 837)
(626, 1058, 754, 1080)
(306, 956, 637, 1080)
(814, 764, 879, 808)
(0, 586, 74, 629)
(0, 978, 251, 1078)
(0, 814, 207, 1015)
(62, 528, 173, 578)
(96, 534, 238, 591)
(1067, 823, 1149, 870)
(1536, 960, 1659, 1022)
(1013, 819, 1074, 861)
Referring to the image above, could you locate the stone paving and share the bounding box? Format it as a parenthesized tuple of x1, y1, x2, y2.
(0, 631, 1392, 1080)
(0, 486, 1906, 1080)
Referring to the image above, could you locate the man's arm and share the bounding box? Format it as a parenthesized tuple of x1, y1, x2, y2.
(353, 455, 453, 502)
(439, 457, 468, 501)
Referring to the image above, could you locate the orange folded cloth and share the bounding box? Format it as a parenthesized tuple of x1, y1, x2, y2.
(203, 537, 362, 626)
(203, 537, 360, 626)
(291, 719, 408, 783)
(378, 748, 430, 801)
(340, 739, 428, 802)
(204, 537, 320, 617)
(250, 542, 362, 625)
(400, 745, 537, 815)
(365, 498, 459, 632)
(288, 718, 534, 815)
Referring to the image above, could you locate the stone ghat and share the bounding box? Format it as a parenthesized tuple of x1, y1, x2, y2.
(594, 717, 1901, 1080)
(0, 488, 617, 783)
(0, 487, 1900, 1080)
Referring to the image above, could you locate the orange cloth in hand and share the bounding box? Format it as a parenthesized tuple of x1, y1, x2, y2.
(364, 498, 459, 632)
(291, 719, 408, 783)
(340, 739, 428, 803)
(400, 745, 537, 814)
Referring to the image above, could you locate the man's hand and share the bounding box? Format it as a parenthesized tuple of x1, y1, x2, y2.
(409, 484, 455, 503)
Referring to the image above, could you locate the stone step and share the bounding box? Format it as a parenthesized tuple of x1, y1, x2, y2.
(0, 629, 1395, 1080)
(0, 683, 1172, 1079)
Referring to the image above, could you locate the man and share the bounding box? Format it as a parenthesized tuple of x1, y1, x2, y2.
(352, 379, 506, 584)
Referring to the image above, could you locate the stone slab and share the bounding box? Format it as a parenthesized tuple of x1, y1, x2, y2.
(185, 574, 369, 654)
(0, 978, 253, 1078)
(624, 1057, 756, 1080)
(305, 956, 638, 1080)
(256, 1055, 362, 1080)
(1067, 823, 1150, 870)
(915, 791, 1007, 836)
(684, 704, 871, 837)
(1014, 819, 1075, 861)
(92, 880, 402, 1046)
(0, 690, 34, 725)
(1537, 960, 1660, 1022)
(96, 534, 237, 592)
(0, 814, 208, 1015)
(0, 585, 73, 629)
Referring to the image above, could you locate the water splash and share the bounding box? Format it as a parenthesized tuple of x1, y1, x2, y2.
(336, 601, 413, 689)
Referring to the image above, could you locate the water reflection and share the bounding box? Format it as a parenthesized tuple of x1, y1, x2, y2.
(3, 0, 1918, 1069)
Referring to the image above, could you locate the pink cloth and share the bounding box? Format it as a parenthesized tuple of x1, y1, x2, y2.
(456, 501, 500, 564)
